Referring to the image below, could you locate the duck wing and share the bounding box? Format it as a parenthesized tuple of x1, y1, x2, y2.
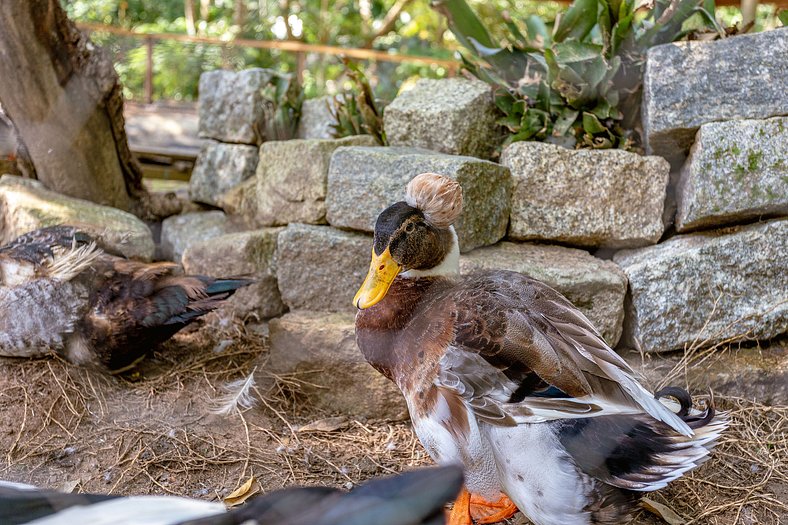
(82, 258, 252, 370)
(440, 271, 692, 436)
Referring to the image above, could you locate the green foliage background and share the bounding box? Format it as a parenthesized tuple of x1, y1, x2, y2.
(62, 0, 784, 103)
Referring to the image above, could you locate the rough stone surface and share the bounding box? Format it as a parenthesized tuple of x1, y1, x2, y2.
(327, 147, 511, 252)
(198, 68, 295, 145)
(218, 177, 257, 227)
(643, 28, 788, 163)
(501, 142, 669, 248)
(460, 242, 627, 345)
(614, 219, 788, 353)
(0, 175, 154, 260)
(296, 97, 336, 139)
(256, 136, 379, 226)
(268, 311, 407, 419)
(160, 211, 238, 263)
(182, 229, 286, 319)
(676, 117, 788, 232)
(622, 340, 788, 406)
(189, 141, 258, 207)
(384, 78, 501, 159)
(275, 224, 371, 313)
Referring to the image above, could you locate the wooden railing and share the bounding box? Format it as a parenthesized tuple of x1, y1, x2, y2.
(77, 22, 460, 104)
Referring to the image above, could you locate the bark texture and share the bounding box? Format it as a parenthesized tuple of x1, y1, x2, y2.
(0, 0, 148, 214)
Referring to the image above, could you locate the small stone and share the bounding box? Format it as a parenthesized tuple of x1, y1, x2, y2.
(160, 211, 237, 263)
(676, 116, 788, 232)
(460, 242, 627, 345)
(384, 78, 501, 159)
(256, 136, 379, 226)
(189, 141, 258, 207)
(275, 224, 371, 313)
(268, 311, 407, 419)
(182, 229, 286, 319)
(501, 142, 669, 248)
(296, 97, 336, 140)
(614, 219, 788, 353)
(198, 68, 296, 145)
(0, 175, 154, 260)
(326, 146, 511, 252)
(642, 28, 788, 164)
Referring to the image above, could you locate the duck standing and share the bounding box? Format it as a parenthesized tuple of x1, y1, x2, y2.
(0, 225, 251, 372)
(354, 173, 728, 525)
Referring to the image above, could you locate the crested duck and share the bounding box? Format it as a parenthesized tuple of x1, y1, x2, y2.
(0, 226, 251, 372)
(0, 465, 462, 525)
(354, 173, 728, 525)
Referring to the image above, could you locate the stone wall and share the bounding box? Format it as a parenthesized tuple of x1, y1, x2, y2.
(3, 34, 785, 417)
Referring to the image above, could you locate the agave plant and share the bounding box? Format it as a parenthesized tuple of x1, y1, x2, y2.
(433, 0, 723, 150)
(330, 58, 387, 145)
(261, 71, 304, 142)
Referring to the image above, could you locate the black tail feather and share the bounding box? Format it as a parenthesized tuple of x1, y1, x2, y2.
(204, 277, 255, 296)
(162, 277, 253, 326)
(655, 386, 716, 429)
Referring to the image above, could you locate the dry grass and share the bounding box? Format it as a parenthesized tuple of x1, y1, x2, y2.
(0, 320, 785, 524)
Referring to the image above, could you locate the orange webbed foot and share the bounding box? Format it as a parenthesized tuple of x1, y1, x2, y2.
(447, 488, 518, 525)
(470, 493, 518, 524)
(447, 487, 472, 525)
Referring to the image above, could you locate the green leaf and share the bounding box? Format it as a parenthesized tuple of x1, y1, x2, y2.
(497, 114, 523, 132)
(468, 39, 532, 82)
(524, 15, 550, 46)
(694, 7, 725, 36)
(582, 111, 607, 134)
(433, 0, 497, 50)
(598, 0, 613, 49)
(537, 79, 553, 110)
(584, 57, 609, 93)
(502, 12, 529, 46)
(553, 0, 600, 42)
(553, 41, 605, 63)
(495, 93, 515, 115)
(554, 108, 580, 136)
(642, 0, 703, 47)
(611, 12, 634, 55)
(779, 9, 788, 26)
(590, 100, 612, 118)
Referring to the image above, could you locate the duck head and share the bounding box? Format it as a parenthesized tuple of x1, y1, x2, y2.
(353, 173, 463, 309)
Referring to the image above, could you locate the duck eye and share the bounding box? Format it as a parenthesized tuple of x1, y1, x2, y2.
(405, 223, 416, 234)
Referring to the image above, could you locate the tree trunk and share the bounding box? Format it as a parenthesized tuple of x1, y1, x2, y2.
(185, 0, 197, 35)
(200, 0, 211, 21)
(233, 0, 247, 28)
(0, 0, 151, 215)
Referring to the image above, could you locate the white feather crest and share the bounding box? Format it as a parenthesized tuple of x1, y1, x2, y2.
(210, 370, 258, 416)
(48, 242, 102, 282)
(404, 173, 463, 228)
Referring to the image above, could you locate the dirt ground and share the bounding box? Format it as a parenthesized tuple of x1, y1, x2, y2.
(0, 319, 785, 525)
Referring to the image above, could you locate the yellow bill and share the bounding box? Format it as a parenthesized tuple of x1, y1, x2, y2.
(353, 247, 402, 309)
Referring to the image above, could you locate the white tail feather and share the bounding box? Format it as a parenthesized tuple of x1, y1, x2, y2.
(210, 370, 258, 415)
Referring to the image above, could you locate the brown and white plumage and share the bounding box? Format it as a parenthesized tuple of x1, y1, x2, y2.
(354, 174, 728, 525)
(0, 226, 251, 371)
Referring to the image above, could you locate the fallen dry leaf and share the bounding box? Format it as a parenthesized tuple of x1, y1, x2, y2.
(297, 416, 349, 433)
(641, 497, 686, 525)
(59, 479, 80, 494)
(223, 476, 260, 507)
